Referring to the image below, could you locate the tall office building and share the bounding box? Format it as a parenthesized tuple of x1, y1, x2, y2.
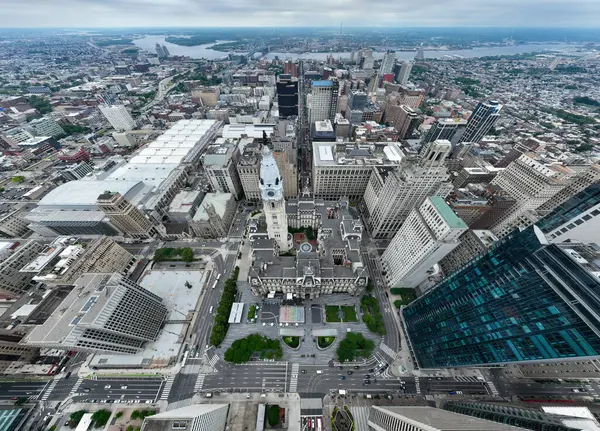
(403, 225, 600, 368)
(488, 154, 573, 238)
(423, 118, 468, 144)
(439, 229, 498, 276)
(309, 79, 339, 126)
(397, 61, 413, 85)
(537, 180, 600, 244)
(385, 104, 419, 139)
(141, 404, 229, 431)
(25, 273, 168, 354)
(96, 192, 158, 239)
(260, 146, 290, 252)
(368, 406, 527, 431)
(382, 197, 467, 288)
(380, 50, 396, 75)
(364, 140, 453, 239)
(458, 100, 502, 144)
(276, 74, 299, 118)
(0, 240, 44, 296)
(99, 105, 136, 131)
(237, 140, 262, 201)
(347, 90, 368, 111)
(283, 60, 299, 77)
(26, 117, 65, 138)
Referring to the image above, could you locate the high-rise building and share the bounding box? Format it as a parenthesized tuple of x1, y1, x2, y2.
(423, 118, 468, 144)
(380, 50, 396, 75)
(96, 192, 158, 239)
(360, 49, 375, 69)
(347, 90, 367, 111)
(276, 74, 299, 118)
(364, 140, 452, 239)
(203, 138, 244, 198)
(272, 132, 298, 199)
(0, 240, 44, 296)
(403, 226, 600, 368)
(458, 100, 502, 144)
(442, 401, 577, 431)
(495, 139, 541, 168)
(25, 116, 65, 138)
(385, 104, 419, 139)
(382, 197, 467, 288)
(439, 229, 497, 276)
(155, 43, 165, 58)
(99, 105, 136, 131)
(57, 161, 94, 182)
(140, 404, 229, 431)
(260, 146, 290, 252)
(537, 179, 600, 244)
(368, 406, 527, 431)
(309, 79, 339, 126)
(312, 140, 404, 201)
(283, 60, 299, 77)
(189, 192, 236, 238)
(24, 273, 168, 354)
(488, 154, 574, 238)
(397, 60, 413, 85)
(237, 139, 262, 201)
(0, 210, 30, 238)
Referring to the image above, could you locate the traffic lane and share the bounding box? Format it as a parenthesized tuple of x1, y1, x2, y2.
(423, 381, 488, 394)
(509, 382, 593, 396)
(78, 379, 163, 399)
(203, 366, 289, 390)
(0, 381, 48, 399)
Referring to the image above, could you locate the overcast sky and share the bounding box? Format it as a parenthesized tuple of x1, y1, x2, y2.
(1, 0, 599, 27)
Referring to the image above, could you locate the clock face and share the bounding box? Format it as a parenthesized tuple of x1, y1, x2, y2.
(267, 191, 275, 197)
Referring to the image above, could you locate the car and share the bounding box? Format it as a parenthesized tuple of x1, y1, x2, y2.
(83, 388, 90, 393)
(338, 366, 343, 370)
(572, 389, 580, 393)
(456, 391, 463, 395)
(347, 371, 353, 375)
(91, 399, 98, 403)
(436, 377, 442, 380)
(364, 374, 371, 379)
(65, 371, 72, 379)
(104, 385, 111, 389)
(353, 366, 360, 370)
(121, 385, 128, 390)
(364, 380, 371, 384)
(106, 400, 114, 403)
(301, 370, 307, 374)
(368, 368, 375, 372)
(339, 375, 345, 380)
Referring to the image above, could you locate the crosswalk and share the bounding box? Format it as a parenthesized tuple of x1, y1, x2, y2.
(379, 343, 396, 360)
(350, 407, 370, 431)
(289, 363, 299, 393)
(70, 377, 83, 395)
(454, 376, 484, 382)
(207, 354, 219, 369)
(194, 374, 206, 393)
(40, 378, 59, 401)
(486, 380, 500, 396)
(159, 375, 175, 401)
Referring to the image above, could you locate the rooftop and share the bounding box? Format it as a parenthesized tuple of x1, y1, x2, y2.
(429, 196, 468, 229)
(312, 80, 333, 87)
(193, 192, 233, 221)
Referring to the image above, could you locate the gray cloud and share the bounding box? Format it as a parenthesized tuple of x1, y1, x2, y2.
(1, 0, 599, 27)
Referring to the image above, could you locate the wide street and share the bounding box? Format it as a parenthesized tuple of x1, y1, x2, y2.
(0, 380, 48, 401)
(71, 377, 164, 403)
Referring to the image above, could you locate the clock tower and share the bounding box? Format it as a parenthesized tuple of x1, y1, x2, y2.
(260, 145, 290, 252)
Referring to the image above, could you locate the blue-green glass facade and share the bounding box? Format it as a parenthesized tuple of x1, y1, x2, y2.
(537, 182, 600, 233)
(403, 226, 600, 368)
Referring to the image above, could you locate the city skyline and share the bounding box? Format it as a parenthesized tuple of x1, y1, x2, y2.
(2, 0, 600, 28)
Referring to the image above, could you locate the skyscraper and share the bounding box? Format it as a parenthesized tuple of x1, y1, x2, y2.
(458, 100, 503, 144)
(276, 74, 298, 118)
(423, 118, 468, 144)
(403, 226, 600, 368)
(308, 79, 339, 126)
(397, 60, 413, 85)
(98, 105, 136, 131)
(97, 192, 158, 239)
(380, 50, 396, 75)
(368, 406, 527, 431)
(260, 146, 290, 252)
(382, 197, 467, 288)
(364, 140, 453, 239)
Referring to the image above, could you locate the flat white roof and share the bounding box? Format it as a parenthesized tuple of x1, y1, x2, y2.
(228, 302, 244, 324)
(318, 145, 334, 161)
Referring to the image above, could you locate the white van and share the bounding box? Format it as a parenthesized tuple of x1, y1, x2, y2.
(209, 306, 214, 313)
(316, 370, 323, 374)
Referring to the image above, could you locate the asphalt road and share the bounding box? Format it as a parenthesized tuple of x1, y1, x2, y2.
(74, 378, 163, 403)
(0, 381, 48, 400)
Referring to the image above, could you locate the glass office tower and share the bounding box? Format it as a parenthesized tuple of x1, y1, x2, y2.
(403, 226, 600, 368)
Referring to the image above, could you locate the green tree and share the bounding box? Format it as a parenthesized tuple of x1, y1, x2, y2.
(91, 410, 111, 428)
(12, 176, 25, 183)
(267, 405, 280, 427)
(62, 124, 91, 136)
(126, 426, 134, 431)
(69, 410, 88, 428)
(27, 95, 52, 114)
(179, 247, 194, 262)
(115, 412, 123, 419)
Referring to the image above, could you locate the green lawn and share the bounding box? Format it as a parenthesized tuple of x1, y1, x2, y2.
(340, 306, 358, 322)
(283, 336, 300, 348)
(325, 305, 341, 322)
(317, 336, 335, 348)
(390, 288, 416, 306)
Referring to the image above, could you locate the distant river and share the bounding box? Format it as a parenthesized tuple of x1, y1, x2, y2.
(133, 36, 586, 61)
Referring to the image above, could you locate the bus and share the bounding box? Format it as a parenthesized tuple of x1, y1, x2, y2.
(316, 417, 322, 431)
(212, 281, 217, 289)
(216, 273, 221, 281)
